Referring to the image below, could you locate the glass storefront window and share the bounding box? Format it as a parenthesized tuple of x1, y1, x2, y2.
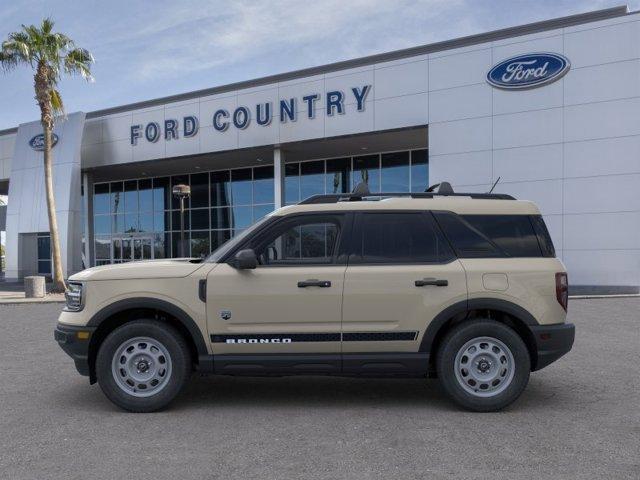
(211, 230, 232, 251)
(231, 168, 252, 206)
(190, 231, 210, 258)
(171, 232, 184, 258)
(191, 208, 210, 230)
(353, 155, 380, 192)
(92, 148, 427, 265)
(111, 182, 123, 215)
(284, 163, 300, 204)
(139, 213, 153, 233)
(211, 207, 232, 230)
(411, 149, 429, 192)
(95, 236, 111, 260)
(153, 211, 168, 232)
(232, 205, 252, 229)
(37, 233, 52, 275)
(211, 171, 231, 208)
(154, 233, 167, 259)
(171, 175, 190, 209)
(325, 158, 350, 195)
(171, 210, 190, 231)
(94, 215, 110, 235)
(300, 160, 324, 201)
(124, 212, 138, 233)
(94, 183, 110, 214)
(138, 179, 153, 212)
(253, 166, 274, 204)
(253, 204, 275, 221)
(381, 151, 410, 193)
(124, 180, 138, 212)
(112, 214, 124, 234)
(153, 177, 170, 211)
(190, 173, 209, 208)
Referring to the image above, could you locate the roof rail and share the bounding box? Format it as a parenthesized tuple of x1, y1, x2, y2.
(298, 191, 516, 204)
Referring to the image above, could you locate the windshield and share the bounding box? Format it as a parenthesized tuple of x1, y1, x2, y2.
(206, 215, 272, 263)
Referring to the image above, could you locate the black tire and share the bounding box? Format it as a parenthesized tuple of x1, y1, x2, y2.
(96, 320, 191, 412)
(436, 319, 530, 412)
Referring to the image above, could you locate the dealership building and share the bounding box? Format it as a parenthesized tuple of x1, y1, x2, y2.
(0, 6, 638, 293)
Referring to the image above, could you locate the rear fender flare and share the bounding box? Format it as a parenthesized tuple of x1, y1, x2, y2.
(419, 298, 538, 353)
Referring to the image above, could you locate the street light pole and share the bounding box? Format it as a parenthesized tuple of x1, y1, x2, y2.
(172, 184, 191, 258)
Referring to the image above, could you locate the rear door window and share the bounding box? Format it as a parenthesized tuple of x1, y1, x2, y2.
(350, 212, 454, 264)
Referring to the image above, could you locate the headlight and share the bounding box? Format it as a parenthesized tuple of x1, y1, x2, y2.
(64, 282, 84, 312)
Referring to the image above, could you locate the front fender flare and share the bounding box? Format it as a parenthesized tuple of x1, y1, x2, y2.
(87, 297, 208, 356)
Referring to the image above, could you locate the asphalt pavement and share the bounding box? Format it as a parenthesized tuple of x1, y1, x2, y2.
(0, 299, 638, 479)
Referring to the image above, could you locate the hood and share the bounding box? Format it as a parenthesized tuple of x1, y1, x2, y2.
(69, 258, 205, 281)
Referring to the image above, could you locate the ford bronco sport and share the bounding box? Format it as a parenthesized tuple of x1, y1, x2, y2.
(55, 182, 574, 412)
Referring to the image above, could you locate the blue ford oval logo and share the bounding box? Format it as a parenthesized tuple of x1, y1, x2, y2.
(487, 53, 570, 90)
(29, 133, 59, 151)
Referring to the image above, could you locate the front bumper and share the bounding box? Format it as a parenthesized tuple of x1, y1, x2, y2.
(530, 322, 575, 371)
(54, 323, 96, 377)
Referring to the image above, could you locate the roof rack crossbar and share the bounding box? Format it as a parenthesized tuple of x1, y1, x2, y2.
(298, 192, 516, 204)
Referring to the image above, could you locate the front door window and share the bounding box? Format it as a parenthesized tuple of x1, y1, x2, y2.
(112, 236, 154, 262)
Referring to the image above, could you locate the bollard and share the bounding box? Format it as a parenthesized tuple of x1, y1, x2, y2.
(24, 276, 46, 298)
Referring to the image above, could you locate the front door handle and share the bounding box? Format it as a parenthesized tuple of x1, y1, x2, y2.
(298, 279, 332, 288)
(415, 278, 448, 287)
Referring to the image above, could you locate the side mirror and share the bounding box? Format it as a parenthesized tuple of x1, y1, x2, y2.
(233, 249, 257, 270)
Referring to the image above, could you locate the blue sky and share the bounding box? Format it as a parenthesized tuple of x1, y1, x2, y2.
(0, 0, 637, 130)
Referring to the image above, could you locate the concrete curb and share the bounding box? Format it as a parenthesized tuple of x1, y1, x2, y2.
(0, 294, 66, 305)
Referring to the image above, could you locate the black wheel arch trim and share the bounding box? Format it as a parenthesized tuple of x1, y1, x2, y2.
(86, 297, 208, 356)
(419, 298, 539, 353)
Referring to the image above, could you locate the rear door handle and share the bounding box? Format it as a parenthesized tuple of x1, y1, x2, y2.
(298, 279, 332, 288)
(415, 278, 448, 287)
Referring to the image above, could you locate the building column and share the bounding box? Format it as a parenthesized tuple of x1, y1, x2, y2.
(82, 172, 94, 269)
(273, 147, 285, 209)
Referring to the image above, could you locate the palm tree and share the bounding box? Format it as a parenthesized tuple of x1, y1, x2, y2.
(0, 18, 93, 292)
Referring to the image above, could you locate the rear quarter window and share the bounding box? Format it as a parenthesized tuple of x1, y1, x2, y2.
(462, 215, 542, 257)
(530, 215, 556, 257)
(433, 212, 555, 258)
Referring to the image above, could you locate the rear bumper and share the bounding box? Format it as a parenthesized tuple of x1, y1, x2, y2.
(530, 322, 575, 371)
(54, 323, 96, 377)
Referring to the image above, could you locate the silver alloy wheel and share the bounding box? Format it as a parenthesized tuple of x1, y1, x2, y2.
(454, 336, 515, 397)
(111, 336, 172, 398)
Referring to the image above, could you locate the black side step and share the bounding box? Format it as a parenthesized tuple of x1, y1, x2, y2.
(201, 353, 429, 377)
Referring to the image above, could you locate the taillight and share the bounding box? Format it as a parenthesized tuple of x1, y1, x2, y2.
(555, 272, 568, 311)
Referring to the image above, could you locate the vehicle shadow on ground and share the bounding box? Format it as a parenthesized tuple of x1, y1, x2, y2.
(60, 373, 568, 413)
(178, 375, 452, 410)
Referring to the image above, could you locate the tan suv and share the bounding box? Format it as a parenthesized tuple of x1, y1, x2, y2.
(54, 183, 574, 412)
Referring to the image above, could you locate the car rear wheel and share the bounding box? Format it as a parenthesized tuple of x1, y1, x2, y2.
(96, 320, 191, 412)
(436, 319, 530, 412)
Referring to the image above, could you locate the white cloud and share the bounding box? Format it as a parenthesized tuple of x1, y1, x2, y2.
(96, 0, 473, 81)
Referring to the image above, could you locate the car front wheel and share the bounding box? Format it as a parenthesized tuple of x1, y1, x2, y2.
(436, 319, 530, 412)
(96, 320, 191, 412)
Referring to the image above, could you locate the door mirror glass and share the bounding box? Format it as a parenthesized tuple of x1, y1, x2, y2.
(233, 249, 257, 270)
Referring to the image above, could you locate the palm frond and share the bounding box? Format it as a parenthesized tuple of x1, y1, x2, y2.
(50, 88, 64, 116)
(41, 17, 55, 35)
(1, 30, 33, 69)
(0, 50, 18, 71)
(64, 47, 94, 81)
